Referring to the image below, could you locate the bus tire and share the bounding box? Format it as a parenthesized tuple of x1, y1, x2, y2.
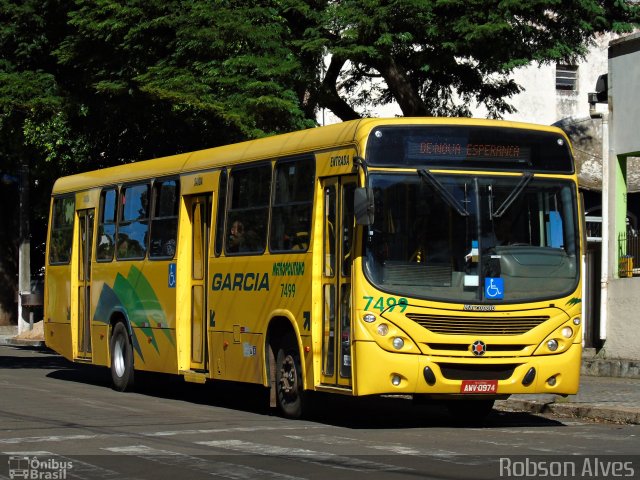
(275, 335, 304, 418)
(447, 399, 495, 423)
(110, 322, 134, 392)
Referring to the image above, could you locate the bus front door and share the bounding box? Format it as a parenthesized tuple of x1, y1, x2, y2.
(321, 177, 356, 388)
(187, 195, 211, 371)
(76, 209, 94, 359)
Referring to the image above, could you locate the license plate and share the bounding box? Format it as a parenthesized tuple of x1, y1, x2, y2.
(460, 380, 498, 394)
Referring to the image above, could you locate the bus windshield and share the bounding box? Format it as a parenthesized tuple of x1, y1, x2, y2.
(363, 172, 579, 303)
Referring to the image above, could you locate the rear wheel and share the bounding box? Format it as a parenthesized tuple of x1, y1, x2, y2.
(275, 335, 304, 418)
(110, 322, 134, 391)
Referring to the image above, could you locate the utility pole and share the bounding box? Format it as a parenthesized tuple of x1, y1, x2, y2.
(17, 158, 31, 334)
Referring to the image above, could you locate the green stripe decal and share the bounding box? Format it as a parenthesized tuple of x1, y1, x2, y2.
(93, 265, 176, 363)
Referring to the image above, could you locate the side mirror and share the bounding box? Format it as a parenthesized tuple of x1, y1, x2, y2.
(354, 187, 374, 225)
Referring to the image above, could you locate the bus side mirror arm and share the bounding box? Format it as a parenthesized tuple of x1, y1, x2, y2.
(354, 187, 374, 225)
(353, 156, 374, 225)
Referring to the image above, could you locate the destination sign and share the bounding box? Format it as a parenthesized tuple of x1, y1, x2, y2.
(405, 136, 531, 164)
(366, 125, 573, 173)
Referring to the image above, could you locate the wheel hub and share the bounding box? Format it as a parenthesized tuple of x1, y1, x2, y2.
(279, 354, 297, 394)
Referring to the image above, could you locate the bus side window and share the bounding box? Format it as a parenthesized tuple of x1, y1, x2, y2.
(226, 164, 271, 255)
(97, 188, 117, 261)
(49, 196, 75, 264)
(214, 169, 227, 257)
(117, 183, 150, 260)
(149, 179, 179, 259)
(270, 156, 315, 253)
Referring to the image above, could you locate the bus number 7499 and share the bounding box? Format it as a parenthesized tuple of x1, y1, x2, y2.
(363, 296, 408, 313)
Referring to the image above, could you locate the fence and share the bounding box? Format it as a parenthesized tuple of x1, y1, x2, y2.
(618, 232, 640, 277)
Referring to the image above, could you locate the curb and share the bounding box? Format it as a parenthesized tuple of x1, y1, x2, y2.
(496, 398, 640, 425)
(582, 358, 640, 378)
(0, 337, 45, 348)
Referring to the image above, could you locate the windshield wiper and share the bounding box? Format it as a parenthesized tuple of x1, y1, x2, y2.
(418, 169, 469, 216)
(492, 172, 533, 218)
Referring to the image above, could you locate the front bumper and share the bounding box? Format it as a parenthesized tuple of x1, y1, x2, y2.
(353, 340, 581, 397)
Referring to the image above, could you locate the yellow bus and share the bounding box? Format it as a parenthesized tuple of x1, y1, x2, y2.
(45, 118, 584, 419)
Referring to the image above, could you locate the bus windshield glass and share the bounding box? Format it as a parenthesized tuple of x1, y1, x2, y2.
(363, 172, 579, 303)
(366, 125, 573, 172)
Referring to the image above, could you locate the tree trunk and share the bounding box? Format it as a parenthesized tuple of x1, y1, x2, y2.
(376, 57, 429, 117)
(317, 56, 361, 122)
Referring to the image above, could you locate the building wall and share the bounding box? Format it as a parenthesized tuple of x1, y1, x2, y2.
(610, 32, 640, 156)
(603, 278, 640, 359)
(505, 34, 614, 124)
(603, 32, 640, 361)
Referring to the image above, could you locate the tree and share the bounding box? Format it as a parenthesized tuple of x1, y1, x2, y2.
(54, 0, 316, 164)
(289, 0, 639, 119)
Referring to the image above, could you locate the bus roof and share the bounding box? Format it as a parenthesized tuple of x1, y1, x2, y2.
(51, 117, 566, 195)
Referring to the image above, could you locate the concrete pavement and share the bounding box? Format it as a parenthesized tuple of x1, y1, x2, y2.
(497, 375, 640, 424)
(1, 323, 638, 424)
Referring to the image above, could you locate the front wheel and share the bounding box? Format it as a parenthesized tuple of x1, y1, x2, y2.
(275, 335, 304, 418)
(110, 322, 135, 391)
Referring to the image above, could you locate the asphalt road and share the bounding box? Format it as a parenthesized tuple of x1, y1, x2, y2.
(1, 345, 638, 480)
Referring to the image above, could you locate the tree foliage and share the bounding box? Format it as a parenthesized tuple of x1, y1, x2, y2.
(292, 0, 639, 118)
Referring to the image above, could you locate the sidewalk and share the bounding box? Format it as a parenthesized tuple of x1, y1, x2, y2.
(0, 324, 638, 424)
(496, 375, 640, 424)
(0, 324, 45, 347)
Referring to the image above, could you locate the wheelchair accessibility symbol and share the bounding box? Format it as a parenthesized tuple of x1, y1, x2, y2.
(168, 263, 177, 288)
(484, 277, 504, 299)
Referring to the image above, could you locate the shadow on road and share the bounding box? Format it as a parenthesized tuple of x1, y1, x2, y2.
(1, 345, 565, 429)
(0, 346, 73, 370)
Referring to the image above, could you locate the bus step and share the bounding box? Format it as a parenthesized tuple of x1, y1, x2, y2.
(180, 370, 208, 384)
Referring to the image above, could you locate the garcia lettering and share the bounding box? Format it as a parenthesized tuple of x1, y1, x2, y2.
(211, 272, 270, 291)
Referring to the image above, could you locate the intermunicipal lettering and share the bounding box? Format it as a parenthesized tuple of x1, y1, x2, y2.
(211, 272, 270, 291)
(272, 261, 305, 276)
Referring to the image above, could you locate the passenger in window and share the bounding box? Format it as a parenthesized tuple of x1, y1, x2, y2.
(117, 235, 130, 258)
(228, 220, 245, 253)
(117, 234, 144, 258)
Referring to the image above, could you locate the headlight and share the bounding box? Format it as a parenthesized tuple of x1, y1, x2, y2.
(377, 324, 389, 336)
(547, 339, 559, 351)
(392, 337, 404, 350)
(573, 316, 581, 325)
(561, 326, 573, 338)
(363, 313, 376, 323)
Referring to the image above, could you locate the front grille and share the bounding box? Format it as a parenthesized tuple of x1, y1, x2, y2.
(426, 343, 528, 352)
(437, 363, 520, 380)
(406, 313, 549, 335)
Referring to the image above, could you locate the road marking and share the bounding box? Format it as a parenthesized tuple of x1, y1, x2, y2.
(198, 439, 412, 473)
(284, 434, 357, 445)
(0, 434, 126, 445)
(286, 434, 488, 466)
(147, 424, 322, 437)
(104, 445, 303, 480)
(0, 424, 321, 445)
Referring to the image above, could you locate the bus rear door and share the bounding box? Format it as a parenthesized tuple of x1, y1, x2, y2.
(186, 195, 211, 372)
(76, 208, 94, 360)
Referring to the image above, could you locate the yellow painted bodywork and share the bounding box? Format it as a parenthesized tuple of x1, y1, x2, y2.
(44, 117, 583, 400)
